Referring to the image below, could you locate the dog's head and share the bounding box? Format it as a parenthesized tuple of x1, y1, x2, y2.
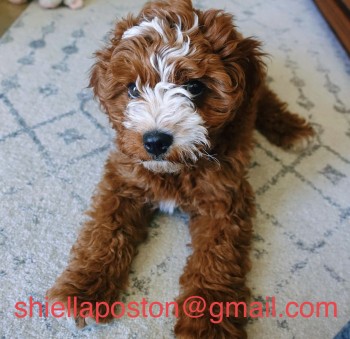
(90, 0, 264, 173)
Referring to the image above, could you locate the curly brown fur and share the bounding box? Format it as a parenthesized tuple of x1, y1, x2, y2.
(47, 0, 314, 337)
(256, 85, 315, 151)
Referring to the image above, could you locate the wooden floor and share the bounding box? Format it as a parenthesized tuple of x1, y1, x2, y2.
(314, 0, 350, 55)
(0, 0, 29, 37)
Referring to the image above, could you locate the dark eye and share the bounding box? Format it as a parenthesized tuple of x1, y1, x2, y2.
(184, 80, 205, 97)
(128, 83, 140, 99)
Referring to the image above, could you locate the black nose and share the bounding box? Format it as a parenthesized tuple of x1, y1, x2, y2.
(143, 131, 173, 157)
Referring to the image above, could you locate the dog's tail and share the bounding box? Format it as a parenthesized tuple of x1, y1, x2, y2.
(255, 85, 315, 152)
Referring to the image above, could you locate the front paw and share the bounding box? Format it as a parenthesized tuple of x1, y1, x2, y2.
(47, 280, 115, 328)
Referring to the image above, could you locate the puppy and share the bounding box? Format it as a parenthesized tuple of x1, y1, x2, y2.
(47, 0, 314, 337)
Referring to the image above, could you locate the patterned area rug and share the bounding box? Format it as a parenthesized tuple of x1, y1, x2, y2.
(0, 0, 349, 338)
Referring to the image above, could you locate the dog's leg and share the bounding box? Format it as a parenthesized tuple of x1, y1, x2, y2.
(256, 85, 315, 152)
(47, 155, 153, 327)
(175, 178, 254, 339)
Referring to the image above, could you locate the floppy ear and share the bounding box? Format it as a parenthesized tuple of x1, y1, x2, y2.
(198, 9, 265, 102)
(89, 15, 138, 113)
(89, 45, 113, 113)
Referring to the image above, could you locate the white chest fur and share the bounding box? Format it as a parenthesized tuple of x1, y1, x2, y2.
(158, 200, 177, 214)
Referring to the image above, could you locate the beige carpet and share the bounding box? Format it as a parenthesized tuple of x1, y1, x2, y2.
(0, 0, 349, 338)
